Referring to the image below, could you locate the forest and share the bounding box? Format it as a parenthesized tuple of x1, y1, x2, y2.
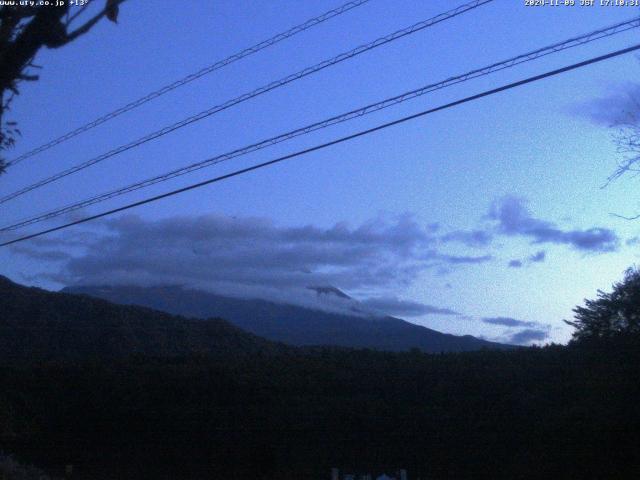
(1, 274, 639, 479)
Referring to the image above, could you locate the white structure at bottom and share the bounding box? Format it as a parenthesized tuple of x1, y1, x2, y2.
(376, 475, 393, 480)
(330, 467, 407, 480)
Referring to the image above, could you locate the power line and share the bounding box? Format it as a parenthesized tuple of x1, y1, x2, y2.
(0, 0, 493, 205)
(3, 17, 638, 233)
(2, 43, 638, 248)
(5, 0, 372, 168)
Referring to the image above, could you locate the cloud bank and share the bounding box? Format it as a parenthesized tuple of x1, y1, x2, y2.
(13, 214, 491, 319)
(508, 328, 550, 345)
(440, 229, 493, 248)
(482, 316, 552, 345)
(361, 296, 459, 317)
(482, 317, 541, 328)
(50, 214, 437, 291)
(489, 196, 618, 252)
(11, 195, 618, 337)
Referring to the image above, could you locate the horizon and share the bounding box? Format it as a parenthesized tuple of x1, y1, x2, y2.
(2, 0, 640, 346)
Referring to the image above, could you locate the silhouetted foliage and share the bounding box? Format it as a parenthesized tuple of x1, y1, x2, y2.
(566, 267, 640, 342)
(1, 276, 640, 479)
(0, 452, 55, 480)
(0, 275, 286, 361)
(0, 1, 124, 174)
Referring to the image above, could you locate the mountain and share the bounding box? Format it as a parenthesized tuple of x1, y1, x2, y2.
(63, 284, 512, 352)
(0, 275, 284, 361)
(307, 285, 352, 299)
(2, 277, 638, 479)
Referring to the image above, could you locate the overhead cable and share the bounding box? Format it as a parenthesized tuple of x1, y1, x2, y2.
(0, 0, 493, 204)
(5, 0, 373, 167)
(2, 43, 639, 247)
(3, 17, 638, 232)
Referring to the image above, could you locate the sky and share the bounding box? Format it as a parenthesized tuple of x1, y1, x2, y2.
(2, 0, 640, 345)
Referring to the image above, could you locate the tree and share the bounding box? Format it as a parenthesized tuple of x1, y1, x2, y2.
(565, 267, 640, 342)
(605, 98, 640, 190)
(0, 0, 124, 175)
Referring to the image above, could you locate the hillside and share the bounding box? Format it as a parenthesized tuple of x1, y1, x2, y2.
(0, 275, 285, 360)
(63, 284, 511, 352)
(1, 276, 639, 478)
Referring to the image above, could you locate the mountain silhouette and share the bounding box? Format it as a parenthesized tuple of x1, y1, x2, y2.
(63, 284, 512, 352)
(0, 275, 284, 361)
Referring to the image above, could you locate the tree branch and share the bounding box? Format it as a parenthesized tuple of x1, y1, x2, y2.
(609, 212, 640, 221)
(64, 4, 91, 29)
(64, 0, 126, 44)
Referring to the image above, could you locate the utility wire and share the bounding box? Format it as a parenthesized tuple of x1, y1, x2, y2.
(2, 17, 638, 233)
(0, 0, 493, 205)
(2, 43, 638, 248)
(5, 0, 372, 167)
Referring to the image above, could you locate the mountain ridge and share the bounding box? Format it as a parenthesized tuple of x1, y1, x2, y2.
(63, 283, 512, 352)
(0, 275, 286, 361)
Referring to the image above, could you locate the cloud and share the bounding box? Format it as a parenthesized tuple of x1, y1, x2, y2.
(14, 213, 492, 301)
(482, 317, 539, 328)
(508, 250, 545, 268)
(489, 196, 619, 252)
(572, 83, 640, 126)
(361, 296, 459, 317)
(481, 316, 552, 345)
(435, 253, 492, 264)
(440, 229, 493, 248)
(11, 246, 72, 262)
(47, 214, 431, 290)
(529, 250, 546, 263)
(508, 328, 550, 345)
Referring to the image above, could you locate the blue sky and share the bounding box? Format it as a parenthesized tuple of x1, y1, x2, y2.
(2, 0, 640, 345)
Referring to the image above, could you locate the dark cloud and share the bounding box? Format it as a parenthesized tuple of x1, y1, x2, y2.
(529, 250, 546, 263)
(422, 253, 492, 278)
(508, 328, 550, 345)
(481, 316, 552, 345)
(432, 196, 617, 260)
(482, 317, 539, 328)
(11, 246, 72, 262)
(489, 196, 618, 252)
(440, 229, 493, 248)
(435, 253, 493, 264)
(50, 214, 431, 290)
(361, 296, 459, 317)
(15, 214, 493, 298)
(572, 83, 640, 126)
(10, 211, 500, 319)
(8, 230, 102, 265)
(507, 250, 545, 269)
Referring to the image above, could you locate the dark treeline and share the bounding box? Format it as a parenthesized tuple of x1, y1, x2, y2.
(1, 338, 639, 479)
(2, 274, 640, 479)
